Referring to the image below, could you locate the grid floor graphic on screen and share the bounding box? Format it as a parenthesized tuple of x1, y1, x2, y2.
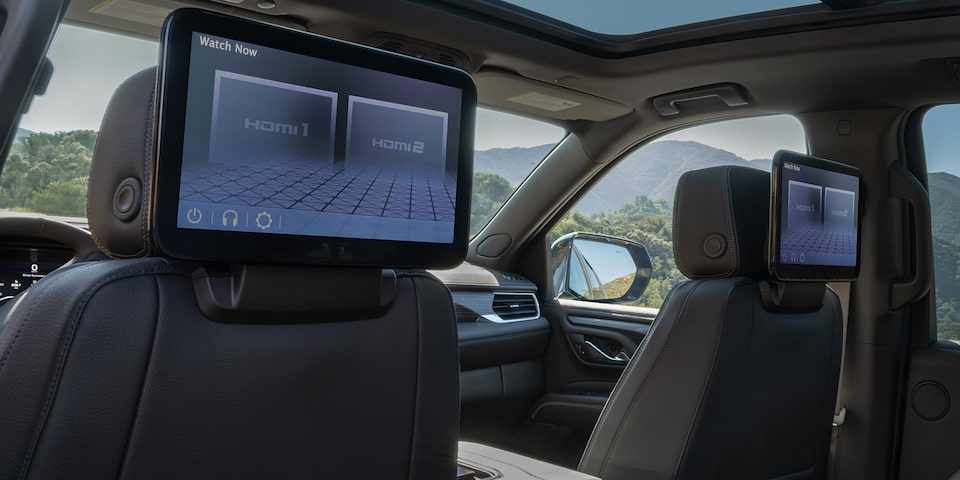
(781, 228, 856, 255)
(781, 179, 858, 264)
(179, 158, 456, 240)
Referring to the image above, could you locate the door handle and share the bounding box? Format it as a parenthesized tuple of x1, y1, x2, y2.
(570, 333, 631, 365)
(583, 340, 630, 363)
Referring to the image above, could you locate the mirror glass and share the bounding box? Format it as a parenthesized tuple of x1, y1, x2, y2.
(568, 238, 638, 300)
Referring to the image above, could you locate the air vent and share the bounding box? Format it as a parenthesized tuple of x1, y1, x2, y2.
(490, 292, 540, 322)
(364, 33, 473, 72)
(498, 272, 526, 282)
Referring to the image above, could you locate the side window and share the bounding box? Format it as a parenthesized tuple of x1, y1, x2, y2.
(922, 105, 960, 343)
(550, 115, 806, 309)
(2, 25, 157, 217)
(471, 109, 565, 236)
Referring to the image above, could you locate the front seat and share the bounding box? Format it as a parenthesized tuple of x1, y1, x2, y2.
(460, 165, 843, 480)
(578, 165, 843, 479)
(0, 67, 460, 479)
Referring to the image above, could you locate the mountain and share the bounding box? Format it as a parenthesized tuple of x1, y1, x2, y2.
(474, 140, 770, 214)
(474, 144, 555, 185)
(475, 140, 769, 213)
(930, 172, 960, 241)
(748, 158, 773, 171)
(13, 128, 32, 143)
(905, 172, 960, 337)
(929, 172, 960, 307)
(577, 141, 771, 213)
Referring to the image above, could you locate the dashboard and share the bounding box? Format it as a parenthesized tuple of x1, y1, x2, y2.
(0, 215, 100, 302)
(0, 216, 547, 326)
(0, 246, 73, 299)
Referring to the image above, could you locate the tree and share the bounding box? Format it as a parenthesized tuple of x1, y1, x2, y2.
(471, 172, 513, 234)
(0, 130, 97, 215)
(549, 195, 685, 309)
(28, 177, 89, 217)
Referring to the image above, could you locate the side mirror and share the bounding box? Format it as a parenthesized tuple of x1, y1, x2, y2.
(551, 232, 653, 304)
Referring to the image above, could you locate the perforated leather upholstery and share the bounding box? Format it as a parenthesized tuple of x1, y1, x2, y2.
(578, 165, 843, 480)
(0, 67, 460, 478)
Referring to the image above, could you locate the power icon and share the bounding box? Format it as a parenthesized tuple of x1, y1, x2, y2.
(186, 207, 203, 224)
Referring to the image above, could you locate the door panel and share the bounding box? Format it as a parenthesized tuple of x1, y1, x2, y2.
(517, 299, 656, 467)
(898, 343, 960, 480)
(442, 269, 552, 448)
(459, 318, 550, 371)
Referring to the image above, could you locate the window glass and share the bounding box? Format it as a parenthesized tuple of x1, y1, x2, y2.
(923, 104, 960, 343)
(1, 25, 566, 230)
(472, 109, 565, 235)
(2, 25, 156, 217)
(501, 0, 816, 36)
(550, 115, 806, 309)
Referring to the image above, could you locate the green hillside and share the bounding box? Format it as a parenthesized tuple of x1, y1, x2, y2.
(474, 140, 772, 215)
(474, 144, 555, 185)
(0, 130, 96, 216)
(930, 172, 960, 240)
(563, 141, 773, 213)
(929, 172, 960, 339)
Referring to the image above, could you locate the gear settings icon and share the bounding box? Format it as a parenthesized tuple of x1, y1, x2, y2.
(255, 211, 273, 230)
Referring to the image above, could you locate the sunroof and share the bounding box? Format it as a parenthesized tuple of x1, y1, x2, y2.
(502, 0, 821, 36)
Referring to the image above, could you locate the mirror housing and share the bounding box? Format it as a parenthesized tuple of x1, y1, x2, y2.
(551, 232, 652, 304)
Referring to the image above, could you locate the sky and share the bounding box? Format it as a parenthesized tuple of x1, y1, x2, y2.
(17, 23, 960, 176)
(18, 25, 156, 134)
(505, 0, 816, 35)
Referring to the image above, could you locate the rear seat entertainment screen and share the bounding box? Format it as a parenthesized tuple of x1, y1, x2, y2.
(769, 151, 862, 281)
(153, 9, 475, 267)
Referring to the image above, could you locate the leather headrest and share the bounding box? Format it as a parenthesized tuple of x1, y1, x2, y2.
(87, 67, 157, 258)
(673, 165, 770, 279)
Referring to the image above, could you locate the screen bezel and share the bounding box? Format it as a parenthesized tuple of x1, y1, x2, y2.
(153, 8, 476, 268)
(768, 150, 862, 281)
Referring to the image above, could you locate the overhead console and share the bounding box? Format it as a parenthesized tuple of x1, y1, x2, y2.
(153, 8, 476, 268)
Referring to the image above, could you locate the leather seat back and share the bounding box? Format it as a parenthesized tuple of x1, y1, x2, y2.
(0, 67, 460, 479)
(579, 165, 843, 480)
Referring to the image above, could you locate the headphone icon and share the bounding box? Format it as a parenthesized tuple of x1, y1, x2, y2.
(222, 210, 239, 227)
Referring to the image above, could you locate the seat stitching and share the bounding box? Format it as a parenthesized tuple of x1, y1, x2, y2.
(139, 83, 156, 256)
(672, 281, 747, 477)
(0, 262, 96, 374)
(593, 282, 699, 476)
(0, 281, 51, 374)
(406, 276, 422, 479)
(721, 167, 738, 276)
(14, 263, 170, 480)
(115, 273, 163, 479)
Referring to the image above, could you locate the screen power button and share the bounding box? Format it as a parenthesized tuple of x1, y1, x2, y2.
(186, 207, 203, 224)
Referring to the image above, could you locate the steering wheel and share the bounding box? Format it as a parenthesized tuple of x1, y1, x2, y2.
(0, 215, 99, 259)
(0, 215, 101, 306)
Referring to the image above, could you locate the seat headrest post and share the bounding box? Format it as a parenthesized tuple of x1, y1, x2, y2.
(192, 265, 397, 323)
(759, 280, 827, 312)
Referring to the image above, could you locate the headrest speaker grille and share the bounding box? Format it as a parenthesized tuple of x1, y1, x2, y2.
(703, 234, 726, 259)
(113, 177, 142, 222)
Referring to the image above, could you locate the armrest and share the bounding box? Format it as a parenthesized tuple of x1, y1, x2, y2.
(458, 442, 599, 480)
